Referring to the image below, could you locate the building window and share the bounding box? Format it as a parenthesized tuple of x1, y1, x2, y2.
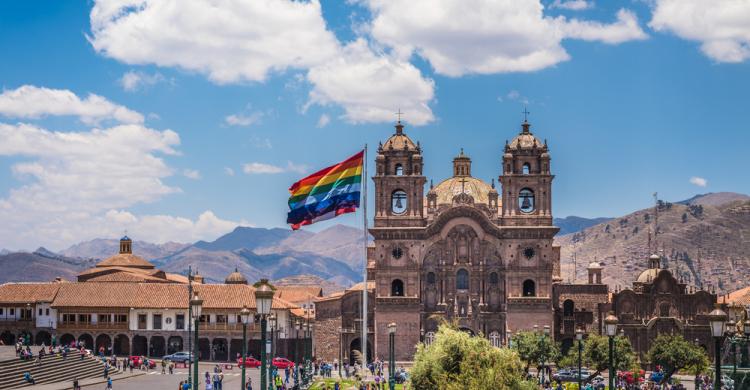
(21, 308, 32, 320)
(489, 272, 499, 285)
(99, 314, 112, 324)
(216, 315, 227, 324)
(425, 331, 435, 346)
(138, 314, 147, 330)
(38, 308, 42, 316)
(153, 314, 162, 330)
(456, 269, 469, 290)
(199, 314, 209, 323)
(522, 163, 530, 175)
(114, 314, 127, 323)
(10, 308, 14, 316)
(45, 309, 49, 316)
(395, 164, 403, 176)
(0, 308, 3, 315)
(563, 300, 574, 317)
(391, 190, 408, 215)
(78, 314, 91, 323)
(522, 280, 536, 297)
(391, 279, 404, 297)
(519, 188, 535, 213)
(489, 331, 501, 348)
(62, 313, 75, 323)
(426, 272, 436, 284)
(176, 314, 185, 330)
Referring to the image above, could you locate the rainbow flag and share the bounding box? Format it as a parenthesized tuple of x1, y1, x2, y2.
(287, 150, 364, 230)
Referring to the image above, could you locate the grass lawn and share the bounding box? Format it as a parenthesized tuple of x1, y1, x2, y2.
(309, 378, 406, 390)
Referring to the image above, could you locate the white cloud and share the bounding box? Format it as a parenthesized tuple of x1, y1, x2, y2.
(500, 90, 530, 104)
(224, 167, 235, 176)
(0, 85, 144, 125)
(88, 0, 436, 125)
(103, 210, 243, 244)
(364, 0, 646, 76)
(242, 161, 307, 175)
(649, 0, 750, 63)
(550, 0, 593, 11)
(119, 70, 167, 92)
(689, 176, 707, 187)
(88, 0, 340, 84)
(183, 169, 201, 180)
(0, 86, 240, 250)
(307, 39, 435, 125)
(225, 111, 264, 127)
(317, 113, 331, 128)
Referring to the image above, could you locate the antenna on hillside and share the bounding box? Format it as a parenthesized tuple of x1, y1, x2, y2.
(653, 192, 659, 254)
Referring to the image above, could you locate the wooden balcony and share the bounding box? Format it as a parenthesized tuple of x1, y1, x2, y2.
(198, 322, 245, 332)
(0, 319, 35, 328)
(57, 322, 128, 331)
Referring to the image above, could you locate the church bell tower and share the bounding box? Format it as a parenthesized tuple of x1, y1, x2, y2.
(373, 120, 426, 228)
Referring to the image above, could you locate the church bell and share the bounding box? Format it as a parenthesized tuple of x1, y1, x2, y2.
(521, 196, 531, 210)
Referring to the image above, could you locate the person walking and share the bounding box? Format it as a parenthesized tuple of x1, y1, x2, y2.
(162, 359, 167, 374)
(73, 377, 80, 390)
(274, 374, 283, 390)
(106, 376, 113, 389)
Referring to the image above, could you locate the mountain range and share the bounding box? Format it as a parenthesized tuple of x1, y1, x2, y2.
(1, 192, 747, 294)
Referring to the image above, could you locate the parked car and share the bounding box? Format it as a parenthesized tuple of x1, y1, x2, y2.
(237, 357, 262, 368)
(553, 369, 591, 383)
(163, 352, 193, 363)
(129, 355, 156, 368)
(271, 357, 295, 369)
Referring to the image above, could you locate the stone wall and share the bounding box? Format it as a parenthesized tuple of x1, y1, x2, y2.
(313, 316, 340, 361)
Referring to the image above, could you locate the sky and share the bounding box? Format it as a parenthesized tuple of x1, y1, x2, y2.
(0, 0, 748, 251)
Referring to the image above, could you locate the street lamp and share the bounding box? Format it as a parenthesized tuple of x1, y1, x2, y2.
(388, 323, 397, 390)
(269, 313, 277, 361)
(576, 326, 584, 390)
(337, 327, 343, 378)
(708, 305, 727, 390)
(604, 312, 618, 390)
(725, 311, 750, 377)
(254, 279, 274, 390)
(240, 305, 251, 390)
(190, 292, 203, 390)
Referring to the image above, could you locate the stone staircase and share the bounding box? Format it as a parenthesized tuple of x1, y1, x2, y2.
(0, 352, 118, 388)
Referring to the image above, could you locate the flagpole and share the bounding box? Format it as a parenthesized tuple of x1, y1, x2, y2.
(361, 143, 368, 372)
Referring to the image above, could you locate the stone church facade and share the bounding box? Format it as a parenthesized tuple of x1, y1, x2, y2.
(369, 119, 561, 361)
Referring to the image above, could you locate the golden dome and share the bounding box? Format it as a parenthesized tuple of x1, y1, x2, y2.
(636, 268, 661, 283)
(431, 176, 493, 205)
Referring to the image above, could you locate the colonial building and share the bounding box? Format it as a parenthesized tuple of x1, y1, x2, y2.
(0, 237, 308, 362)
(552, 262, 609, 353)
(369, 119, 560, 360)
(611, 254, 718, 358)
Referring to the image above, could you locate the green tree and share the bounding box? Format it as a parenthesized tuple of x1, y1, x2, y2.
(511, 330, 559, 380)
(582, 334, 637, 380)
(647, 334, 709, 384)
(410, 324, 536, 390)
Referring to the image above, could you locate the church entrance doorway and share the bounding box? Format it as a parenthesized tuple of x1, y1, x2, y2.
(349, 338, 372, 365)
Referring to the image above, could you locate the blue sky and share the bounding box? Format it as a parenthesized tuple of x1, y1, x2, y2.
(0, 0, 748, 250)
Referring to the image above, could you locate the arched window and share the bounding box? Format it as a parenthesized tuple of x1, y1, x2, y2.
(456, 269, 469, 290)
(522, 163, 530, 175)
(391, 190, 407, 215)
(563, 299, 574, 316)
(659, 302, 670, 317)
(391, 279, 404, 297)
(426, 272, 436, 284)
(394, 164, 403, 176)
(522, 279, 536, 297)
(489, 272, 499, 285)
(489, 331, 501, 348)
(424, 331, 435, 346)
(519, 188, 535, 213)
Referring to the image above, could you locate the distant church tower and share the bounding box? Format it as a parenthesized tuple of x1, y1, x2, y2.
(499, 118, 553, 226)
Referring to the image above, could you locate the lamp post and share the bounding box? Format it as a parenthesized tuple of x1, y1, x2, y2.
(725, 312, 750, 376)
(541, 325, 550, 385)
(604, 312, 618, 390)
(708, 305, 728, 390)
(190, 292, 203, 390)
(268, 313, 277, 390)
(387, 323, 396, 390)
(303, 322, 312, 386)
(294, 320, 301, 388)
(576, 326, 584, 390)
(254, 279, 274, 390)
(240, 306, 251, 390)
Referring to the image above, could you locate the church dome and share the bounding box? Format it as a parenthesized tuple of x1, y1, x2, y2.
(588, 261, 602, 269)
(432, 176, 493, 205)
(382, 122, 417, 151)
(225, 268, 248, 284)
(636, 268, 661, 283)
(508, 120, 544, 149)
(95, 254, 155, 269)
